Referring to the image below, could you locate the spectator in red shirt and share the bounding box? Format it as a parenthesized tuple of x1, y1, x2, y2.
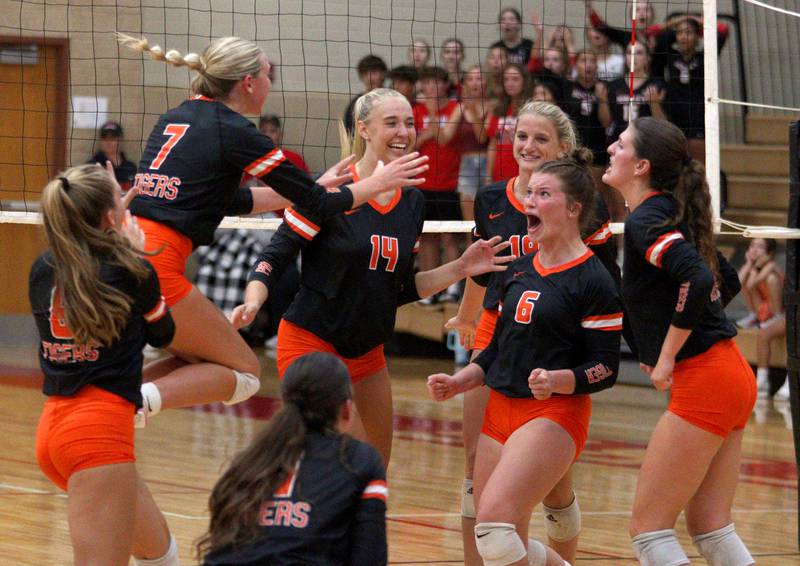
(258, 115, 310, 172)
(413, 66, 464, 302)
(487, 63, 532, 183)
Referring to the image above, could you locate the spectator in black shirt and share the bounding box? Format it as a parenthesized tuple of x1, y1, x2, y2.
(490, 7, 535, 65)
(88, 121, 137, 190)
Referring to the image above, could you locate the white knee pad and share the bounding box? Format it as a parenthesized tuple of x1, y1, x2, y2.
(224, 370, 261, 405)
(474, 522, 527, 566)
(692, 523, 753, 566)
(631, 529, 689, 566)
(134, 535, 179, 566)
(526, 538, 547, 566)
(543, 492, 581, 542)
(461, 478, 476, 519)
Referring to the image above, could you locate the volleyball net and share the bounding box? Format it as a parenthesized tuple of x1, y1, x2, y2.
(0, 0, 798, 238)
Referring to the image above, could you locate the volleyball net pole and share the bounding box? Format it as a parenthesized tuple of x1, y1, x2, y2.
(703, 0, 721, 222)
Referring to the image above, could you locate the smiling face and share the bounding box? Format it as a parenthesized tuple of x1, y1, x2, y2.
(603, 126, 644, 189)
(358, 96, 416, 164)
(513, 113, 568, 174)
(525, 172, 575, 243)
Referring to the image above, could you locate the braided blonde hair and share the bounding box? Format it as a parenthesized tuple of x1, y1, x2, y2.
(118, 33, 263, 99)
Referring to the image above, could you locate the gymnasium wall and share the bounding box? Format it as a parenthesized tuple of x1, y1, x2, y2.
(6, 0, 786, 176)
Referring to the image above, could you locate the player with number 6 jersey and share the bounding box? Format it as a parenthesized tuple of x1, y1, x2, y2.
(232, 89, 512, 466)
(428, 156, 621, 566)
(446, 101, 617, 566)
(117, 34, 429, 422)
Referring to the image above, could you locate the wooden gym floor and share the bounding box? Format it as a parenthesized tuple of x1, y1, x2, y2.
(0, 347, 798, 565)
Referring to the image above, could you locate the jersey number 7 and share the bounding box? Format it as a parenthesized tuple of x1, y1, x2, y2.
(150, 124, 190, 170)
(369, 235, 399, 272)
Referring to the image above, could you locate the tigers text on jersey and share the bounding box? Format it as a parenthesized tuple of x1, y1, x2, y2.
(203, 432, 387, 566)
(472, 178, 618, 311)
(130, 96, 353, 247)
(250, 184, 425, 358)
(623, 192, 738, 366)
(474, 250, 622, 397)
(28, 254, 174, 407)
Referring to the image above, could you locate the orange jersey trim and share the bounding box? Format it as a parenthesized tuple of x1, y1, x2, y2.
(504, 177, 525, 213)
(581, 313, 624, 331)
(646, 231, 684, 267)
(245, 148, 286, 178)
(284, 208, 321, 241)
(533, 248, 594, 277)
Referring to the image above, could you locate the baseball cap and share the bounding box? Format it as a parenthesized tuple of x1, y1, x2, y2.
(99, 121, 123, 138)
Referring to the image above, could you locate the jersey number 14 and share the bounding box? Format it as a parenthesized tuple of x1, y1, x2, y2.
(369, 235, 399, 272)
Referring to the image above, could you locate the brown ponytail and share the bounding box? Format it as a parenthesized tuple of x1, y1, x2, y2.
(40, 165, 148, 347)
(630, 117, 718, 279)
(196, 353, 353, 560)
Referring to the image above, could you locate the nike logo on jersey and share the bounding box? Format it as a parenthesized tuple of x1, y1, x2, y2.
(489, 211, 505, 220)
(513, 271, 526, 278)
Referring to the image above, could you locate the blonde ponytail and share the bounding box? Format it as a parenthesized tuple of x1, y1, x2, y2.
(118, 33, 263, 98)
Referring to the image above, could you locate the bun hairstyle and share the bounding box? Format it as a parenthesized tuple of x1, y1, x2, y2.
(118, 33, 263, 99)
(630, 117, 718, 278)
(338, 87, 409, 161)
(40, 165, 148, 346)
(196, 353, 353, 560)
(537, 147, 596, 231)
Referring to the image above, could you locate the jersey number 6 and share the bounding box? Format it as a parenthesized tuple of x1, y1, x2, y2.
(514, 290, 541, 324)
(369, 235, 399, 272)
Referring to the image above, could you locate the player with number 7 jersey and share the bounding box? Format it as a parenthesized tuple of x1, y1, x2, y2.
(233, 89, 512, 466)
(117, 34, 429, 423)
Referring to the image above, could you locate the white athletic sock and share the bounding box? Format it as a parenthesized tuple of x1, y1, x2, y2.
(140, 382, 162, 417)
(755, 368, 769, 393)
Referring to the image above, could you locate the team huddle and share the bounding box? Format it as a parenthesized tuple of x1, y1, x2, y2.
(29, 32, 756, 566)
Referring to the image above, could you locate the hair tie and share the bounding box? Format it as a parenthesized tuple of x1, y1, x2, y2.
(59, 176, 71, 192)
(683, 155, 693, 167)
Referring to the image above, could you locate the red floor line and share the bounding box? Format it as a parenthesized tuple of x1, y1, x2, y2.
(388, 516, 462, 533)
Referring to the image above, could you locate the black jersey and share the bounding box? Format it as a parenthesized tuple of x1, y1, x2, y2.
(203, 432, 387, 566)
(474, 250, 621, 397)
(28, 254, 174, 407)
(490, 38, 534, 66)
(606, 77, 666, 142)
(130, 96, 354, 247)
(568, 82, 610, 166)
(250, 184, 425, 358)
(622, 192, 739, 366)
(472, 178, 618, 311)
